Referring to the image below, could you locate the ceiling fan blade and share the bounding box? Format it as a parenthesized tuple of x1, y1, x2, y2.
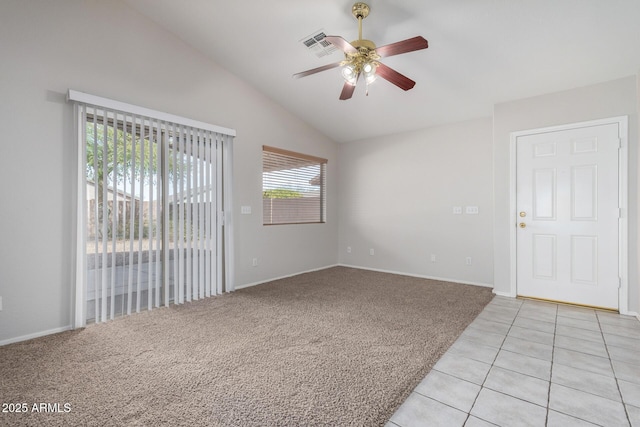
(293, 62, 342, 79)
(325, 36, 358, 54)
(339, 72, 360, 100)
(376, 63, 416, 91)
(339, 82, 356, 100)
(376, 36, 428, 58)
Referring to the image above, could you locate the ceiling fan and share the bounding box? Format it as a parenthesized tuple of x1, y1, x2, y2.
(293, 2, 429, 100)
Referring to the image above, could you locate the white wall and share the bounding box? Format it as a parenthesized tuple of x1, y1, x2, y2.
(637, 70, 640, 314)
(0, 0, 339, 343)
(493, 76, 639, 314)
(338, 118, 494, 286)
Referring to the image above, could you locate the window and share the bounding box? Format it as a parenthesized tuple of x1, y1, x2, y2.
(262, 145, 327, 225)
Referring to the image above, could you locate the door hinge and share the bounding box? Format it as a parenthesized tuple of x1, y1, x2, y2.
(218, 211, 225, 225)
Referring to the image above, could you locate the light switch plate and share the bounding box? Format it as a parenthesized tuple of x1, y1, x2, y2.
(453, 206, 463, 215)
(465, 206, 479, 214)
(241, 206, 252, 214)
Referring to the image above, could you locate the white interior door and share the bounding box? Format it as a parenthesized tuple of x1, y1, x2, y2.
(516, 123, 620, 309)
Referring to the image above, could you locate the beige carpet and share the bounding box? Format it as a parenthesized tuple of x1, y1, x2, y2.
(0, 266, 493, 426)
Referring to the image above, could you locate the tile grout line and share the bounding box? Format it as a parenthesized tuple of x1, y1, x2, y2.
(462, 299, 524, 426)
(544, 302, 558, 427)
(550, 307, 631, 426)
(597, 310, 633, 426)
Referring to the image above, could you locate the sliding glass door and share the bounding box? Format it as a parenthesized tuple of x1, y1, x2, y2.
(72, 92, 234, 326)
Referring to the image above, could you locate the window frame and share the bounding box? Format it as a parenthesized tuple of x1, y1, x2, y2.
(262, 145, 327, 226)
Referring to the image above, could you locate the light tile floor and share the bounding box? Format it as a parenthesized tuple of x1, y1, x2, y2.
(387, 296, 640, 427)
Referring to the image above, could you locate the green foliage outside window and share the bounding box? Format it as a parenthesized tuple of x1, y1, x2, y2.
(263, 189, 302, 199)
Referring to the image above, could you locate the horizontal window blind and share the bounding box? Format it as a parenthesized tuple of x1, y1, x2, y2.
(262, 145, 327, 225)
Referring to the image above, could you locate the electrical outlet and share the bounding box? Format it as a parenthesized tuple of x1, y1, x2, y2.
(347, 246, 352, 253)
(430, 254, 436, 262)
(465, 257, 472, 266)
(252, 258, 258, 267)
(369, 248, 375, 256)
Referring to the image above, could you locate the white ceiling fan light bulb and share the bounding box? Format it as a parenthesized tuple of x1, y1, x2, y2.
(341, 64, 357, 85)
(364, 61, 377, 84)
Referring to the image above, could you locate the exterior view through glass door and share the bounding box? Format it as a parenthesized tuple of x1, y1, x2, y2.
(73, 94, 235, 325)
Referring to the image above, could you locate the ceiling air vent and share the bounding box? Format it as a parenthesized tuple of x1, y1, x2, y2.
(299, 30, 337, 58)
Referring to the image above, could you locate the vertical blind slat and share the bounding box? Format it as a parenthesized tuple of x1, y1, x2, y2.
(148, 120, 154, 310)
(198, 130, 205, 299)
(100, 108, 109, 323)
(136, 118, 145, 313)
(126, 115, 137, 316)
(91, 111, 99, 322)
(185, 128, 192, 301)
(109, 110, 118, 321)
(171, 123, 178, 305)
(216, 137, 224, 295)
(192, 129, 199, 299)
(177, 125, 185, 304)
(205, 132, 212, 297)
(120, 113, 127, 317)
(165, 124, 170, 307)
(155, 119, 162, 308)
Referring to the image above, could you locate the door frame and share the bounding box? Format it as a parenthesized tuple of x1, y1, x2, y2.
(507, 116, 629, 313)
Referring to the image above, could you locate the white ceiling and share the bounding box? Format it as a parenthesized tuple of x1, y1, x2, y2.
(124, 0, 640, 143)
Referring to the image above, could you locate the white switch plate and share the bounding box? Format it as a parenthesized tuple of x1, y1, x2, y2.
(241, 206, 252, 214)
(252, 258, 258, 267)
(453, 206, 463, 215)
(430, 254, 436, 262)
(465, 206, 479, 214)
(369, 248, 375, 256)
(347, 246, 352, 253)
(465, 257, 472, 266)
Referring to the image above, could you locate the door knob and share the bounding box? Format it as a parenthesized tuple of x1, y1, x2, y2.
(519, 212, 527, 217)
(519, 222, 527, 228)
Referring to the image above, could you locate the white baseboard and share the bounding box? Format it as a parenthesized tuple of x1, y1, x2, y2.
(0, 325, 73, 347)
(621, 310, 639, 321)
(338, 264, 494, 289)
(235, 264, 341, 290)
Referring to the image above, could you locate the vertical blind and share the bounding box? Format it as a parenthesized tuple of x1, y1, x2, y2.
(70, 90, 235, 326)
(262, 145, 327, 225)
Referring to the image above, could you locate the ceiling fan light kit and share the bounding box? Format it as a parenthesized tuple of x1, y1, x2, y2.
(293, 2, 428, 100)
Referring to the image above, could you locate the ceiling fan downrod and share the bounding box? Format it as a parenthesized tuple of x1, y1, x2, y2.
(352, 2, 370, 41)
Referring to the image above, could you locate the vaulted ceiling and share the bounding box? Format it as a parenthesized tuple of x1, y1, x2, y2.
(124, 0, 640, 143)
